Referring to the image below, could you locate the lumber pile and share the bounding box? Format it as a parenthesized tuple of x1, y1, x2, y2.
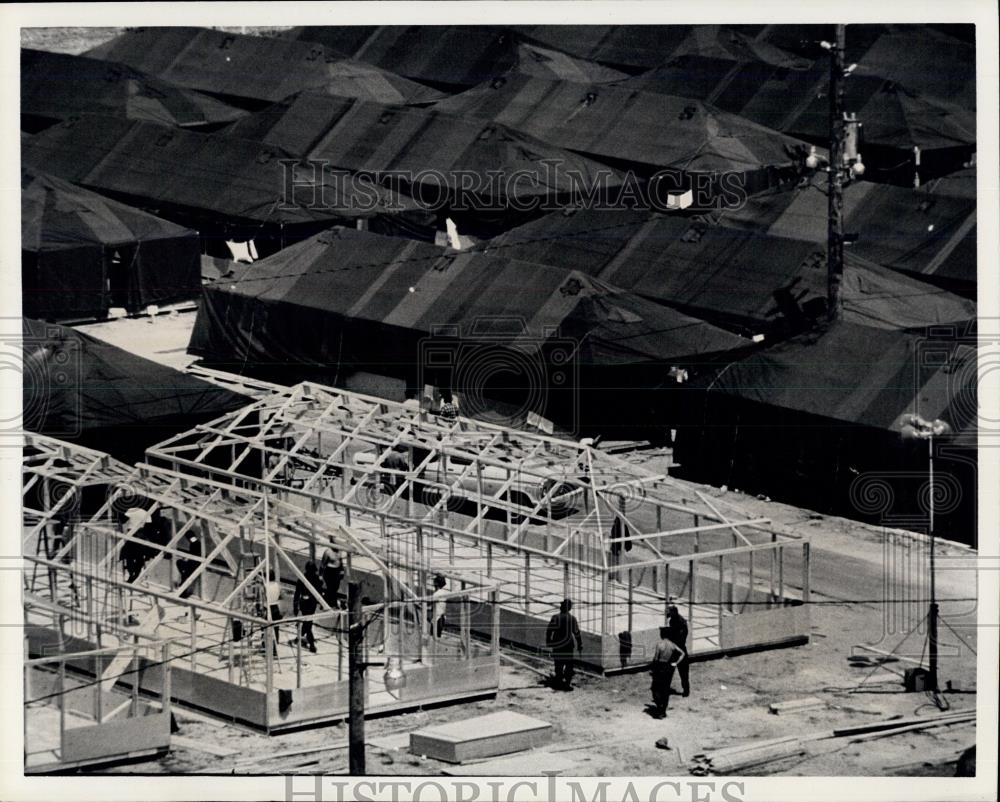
(689, 709, 975, 775)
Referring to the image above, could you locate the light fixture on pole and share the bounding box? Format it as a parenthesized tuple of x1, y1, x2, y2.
(896, 412, 952, 709)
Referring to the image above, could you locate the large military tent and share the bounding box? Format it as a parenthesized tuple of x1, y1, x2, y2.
(189, 226, 750, 431)
(22, 317, 250, 461)
(21, 115, 434, 254)
(224, 91, 628, 235)
(85, 27, 444, 108)
(283, 26, 628, 89)
(432, 74, 814, 194)
(488, 207, 975, 335)
(720, 175, 977, 297)
(627, 51, 974, 184)
(21, 48, 247, 133)
(22, 167, 202, 321)
(671, 318, 978, 544)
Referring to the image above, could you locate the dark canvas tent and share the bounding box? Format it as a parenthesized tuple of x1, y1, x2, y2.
(20, 115, 434, 253)
(22, 318, 250, 461)
(432, 74, 814, 192)
(509, 26, 694, 72)
(224, 91, 627, 235)
(720, 176, 977, 297)
(85, 27, 444, 108)
(622, 25, 975, 184)
(21, 48, 247, 133)
(284, 26, 628, 89)
(189, 226, 749, 431)
(671, 318, 978, 544)
(489, 207, 975, 335)
(22, 167, 202, 321)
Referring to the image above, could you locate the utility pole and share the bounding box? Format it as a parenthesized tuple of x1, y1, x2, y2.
(347, 581, 366, 775)
(827, 23, 846, 323)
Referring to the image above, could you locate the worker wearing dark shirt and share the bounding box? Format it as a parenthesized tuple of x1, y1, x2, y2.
(546, 598, 583, 690)
(292, 561, 321, 653)
(666, 604, 691, 697)
(650, 626, 685, 718)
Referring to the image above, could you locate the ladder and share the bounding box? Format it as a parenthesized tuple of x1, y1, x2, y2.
(235, 551, 264, 685)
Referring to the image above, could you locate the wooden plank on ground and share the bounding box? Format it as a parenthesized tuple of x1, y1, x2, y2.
(769, 697, 826, 714)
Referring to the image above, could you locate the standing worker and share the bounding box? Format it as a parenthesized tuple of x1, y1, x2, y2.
(649, 626, 685, 718)
(666, 603, 691, 697)
(546, 598, 583, 690)
(291, 560, 321, 653)
(265, 570, 282, 656)
(321, 549, 344, 610)
(430, 574, 449, 638)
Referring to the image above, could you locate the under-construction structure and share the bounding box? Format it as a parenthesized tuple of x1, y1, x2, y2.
(23, 433, 501, 733)
(24, 640, 174, 773)
(146, 382, 812, 671)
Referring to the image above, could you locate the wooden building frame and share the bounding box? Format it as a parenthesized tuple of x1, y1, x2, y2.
(22, 435, 502, 732)
(145, 381, 812, 671)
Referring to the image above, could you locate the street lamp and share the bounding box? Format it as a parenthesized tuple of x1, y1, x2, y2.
(896, 413, 952, 706)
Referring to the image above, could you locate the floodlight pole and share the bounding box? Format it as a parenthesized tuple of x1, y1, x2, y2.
(827, 23, 846, 322)
(927, 435, 939, 695)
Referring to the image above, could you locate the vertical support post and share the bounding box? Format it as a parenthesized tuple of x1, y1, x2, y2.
(627, 568, 633, 633)
(228, 631, 234, 684)
(461, 595, 471, 659)
(486, 543, 493, 577)
(161, 643, 172, 720)
(296, 622, 303, 689)
(778, 544, 785, 603)
(770, 533, 777, 603)
(563, 562, 570, 599)
(600, 570, 609, 637)
(747, 551, 755, 612)
(264, 623, 274, 698)
(58, 658, 66, 754)
(524, 553, 531, 614)
(94, 655, 103, 723)
(189, 609, 197, 673)
(688, 560, 696, 643)
(802, 542, 811, 606)
(348, 582, 366, 776)
(337, 611, 344, 681)
(491, 589, 500, 668)
(131, 645, 140, 716)
(664, 563, 670, 623)
(718, 556, 725, 634)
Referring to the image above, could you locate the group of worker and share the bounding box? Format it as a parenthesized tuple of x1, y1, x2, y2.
(546, 598, 690, 717)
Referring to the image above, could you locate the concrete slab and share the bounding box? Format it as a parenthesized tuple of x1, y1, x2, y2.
(410, 711, 553, 764)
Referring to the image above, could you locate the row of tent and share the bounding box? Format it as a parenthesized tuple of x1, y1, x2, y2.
(20, 25, 979, 543)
